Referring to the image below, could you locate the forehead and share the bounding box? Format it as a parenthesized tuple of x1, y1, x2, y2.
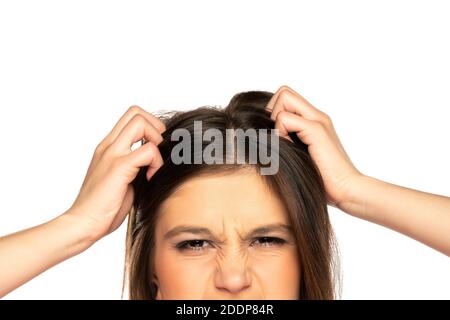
(156, 169, 288, 231)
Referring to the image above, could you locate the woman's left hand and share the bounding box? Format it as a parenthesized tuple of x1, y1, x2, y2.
(266, 85, 362, 208)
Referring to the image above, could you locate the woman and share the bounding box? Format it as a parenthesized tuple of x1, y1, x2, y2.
(0, 86, 449, 299)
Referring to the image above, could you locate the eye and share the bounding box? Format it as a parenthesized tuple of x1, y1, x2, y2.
(176, 240, 213, 251)
(251, 237, 286, 247)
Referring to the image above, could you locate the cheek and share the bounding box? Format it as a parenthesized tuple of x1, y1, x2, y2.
(154, 246, 300, 300)
(251, 248, 300, 299)
(155, 248, 212, 299)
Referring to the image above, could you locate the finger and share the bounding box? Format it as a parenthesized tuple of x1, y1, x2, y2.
(101, 105, 166, 148)
(125, 141, 164, 180)
(265, 86, 297, 112)
(275, 111, 324, 145)
(111, 114, 163, 154)
(266, 86, 325, 122)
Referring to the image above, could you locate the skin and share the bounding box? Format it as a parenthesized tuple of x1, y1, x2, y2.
(0, 86, 449, 298)
(153, 170, 300, 299)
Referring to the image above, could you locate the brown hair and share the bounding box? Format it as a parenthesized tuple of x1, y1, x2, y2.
(124, 90, 339, 299)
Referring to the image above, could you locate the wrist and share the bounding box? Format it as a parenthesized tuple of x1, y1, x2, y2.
(56, 210, 100, 255)
(336, 173, 374, 218)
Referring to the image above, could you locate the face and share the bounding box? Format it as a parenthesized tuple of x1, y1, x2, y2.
(152, 169, 300, 299)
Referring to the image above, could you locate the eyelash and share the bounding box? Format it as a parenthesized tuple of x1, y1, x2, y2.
(176, 240, 212, 251)
(175, 237, 286, 251)
(251, 237, 286, 247)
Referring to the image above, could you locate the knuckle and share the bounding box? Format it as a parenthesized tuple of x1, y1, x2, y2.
(94, 143, 105, 155)
(278, 87, 289, 98)
(144, 141, 159, 155)
(127, 105, 142, 114)
(321, 112, 332, 125)
(312, 120, 325, 132)
(102, 144, 119, 160)
(157, 119, 166, 132)
(277, 110, 290, 122)
(101, 146, 113, 159)
(130, 113, 147, 127)
(278, 87, 293, 102)
(279, 85, 292, 93)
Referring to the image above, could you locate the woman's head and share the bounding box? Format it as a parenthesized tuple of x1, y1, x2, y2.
(125, 91, 338, 299)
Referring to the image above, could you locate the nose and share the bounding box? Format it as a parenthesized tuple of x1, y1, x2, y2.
(214, 251, 252, 294)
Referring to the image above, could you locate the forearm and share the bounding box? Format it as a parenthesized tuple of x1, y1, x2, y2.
(338, 175, 450, 256)
(0, 211, 94, 297)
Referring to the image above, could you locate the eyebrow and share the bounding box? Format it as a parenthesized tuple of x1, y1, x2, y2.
(163, 226, 214, 240)
(248, 224, 293, 238)
(163, 223, 293, 241)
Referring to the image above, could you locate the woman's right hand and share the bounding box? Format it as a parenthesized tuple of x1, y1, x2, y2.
(65, 106, 165, 243)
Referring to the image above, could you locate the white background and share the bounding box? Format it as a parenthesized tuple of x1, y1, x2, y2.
(0, 0, 449, 299)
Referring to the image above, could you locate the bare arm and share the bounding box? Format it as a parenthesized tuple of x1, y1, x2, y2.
(267, 85, 450, 256)
(0, 106, 165, 298)
(0, 211, 93, 297)
(338, 174, 450, 256)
